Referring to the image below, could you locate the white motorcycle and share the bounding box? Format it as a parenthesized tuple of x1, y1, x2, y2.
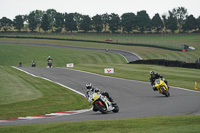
(86, 91, 119, 114)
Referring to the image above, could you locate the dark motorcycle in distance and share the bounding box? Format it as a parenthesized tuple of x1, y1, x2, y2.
(47, 60, 52, 68)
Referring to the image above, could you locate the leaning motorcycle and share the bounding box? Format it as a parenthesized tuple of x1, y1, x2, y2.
(87, 91, 119, 114)
(154, 78, 170, 97)
(47, 60, 52, 68)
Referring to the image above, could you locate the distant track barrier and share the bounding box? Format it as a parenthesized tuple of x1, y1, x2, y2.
(129, 59, 200, 69)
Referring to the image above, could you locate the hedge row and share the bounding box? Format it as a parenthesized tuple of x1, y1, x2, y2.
(129, 59, 200, 69)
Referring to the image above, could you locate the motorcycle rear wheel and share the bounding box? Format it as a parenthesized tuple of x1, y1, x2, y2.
(112, 104, 119, 113)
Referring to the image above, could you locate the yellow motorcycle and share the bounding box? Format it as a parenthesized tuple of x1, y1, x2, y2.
(87, 91, 119, 114)
(154, 78, 170, 97)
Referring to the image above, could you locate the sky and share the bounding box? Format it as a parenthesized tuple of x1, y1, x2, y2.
(0, 0, 199, 20)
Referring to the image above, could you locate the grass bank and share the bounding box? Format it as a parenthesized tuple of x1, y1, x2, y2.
(0, 66, 90, 119)
(1, 115, 200, 133)
(73, 64, 200, 90)
(1, 35, 200, 63)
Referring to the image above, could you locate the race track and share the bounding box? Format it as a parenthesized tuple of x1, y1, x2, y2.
(1, 42, 200, 126)
(1, 67, 200, 126)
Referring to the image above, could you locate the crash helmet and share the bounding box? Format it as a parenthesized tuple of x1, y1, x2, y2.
(86, 83, 93, 90)
(150, 70, 155, 75)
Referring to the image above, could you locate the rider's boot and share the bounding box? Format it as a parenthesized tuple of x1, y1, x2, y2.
(109, 97, 116, 106)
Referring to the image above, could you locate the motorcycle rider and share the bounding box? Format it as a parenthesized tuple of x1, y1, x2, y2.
(47, 56, 53, 67)
(31, 60, 36, 67)
(85, 83, 116, 106)
(47, 56, 53, 62)
(18, 61, 22, 67)
(149, 71, 169, 91)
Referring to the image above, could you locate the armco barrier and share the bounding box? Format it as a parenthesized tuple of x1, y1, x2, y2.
(129, 59, 200, 69)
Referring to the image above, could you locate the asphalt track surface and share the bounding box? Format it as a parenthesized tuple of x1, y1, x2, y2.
(1, 67, 200, 126)
(1, 42, 200, 126)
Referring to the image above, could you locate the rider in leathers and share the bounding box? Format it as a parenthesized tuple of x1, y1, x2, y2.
(85, 83, 115, 111)
(149, 71, 169, 91)
(47, 56, 53, 62)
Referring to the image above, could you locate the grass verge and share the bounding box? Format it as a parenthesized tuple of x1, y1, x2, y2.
(1, 35, 200, 63)
(1, 115, 200, 133)
(0, 66, 90, 119)
(73, 64, 200, 90)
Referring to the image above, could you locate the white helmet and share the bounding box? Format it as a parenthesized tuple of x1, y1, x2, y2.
(150, 70, 155, 75)
(86, 83, 93, 90)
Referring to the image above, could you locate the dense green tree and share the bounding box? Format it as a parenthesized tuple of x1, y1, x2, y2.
(162, 15, 168, 33)
(46, 9, 57, 32)
(0, 17, 12, 31)
(197, 16, 200, 31)
(54, 12, 64, 32)
(22, 15, 29, 31)
(64, 13, 77, 33)
(172, 7, 188, 32)
(28, 12, 37, 31)
(102, 13, 109, 32)
(31, 10, 44, 32)
(1, 8, 199, 33)
(121, 13, 136, 33)
(108, 13, 120, 33)
(73, 12, 82, 31)
(13, 15, 24, 31)
(151, 13, 163, 33)
(136, 10, 151, 33)
(182, 15, 197, 32)
(167, 11, 178, 33)
(92, 14, 103, 32)
(79, 15, 92, 32)
(41, 14, 50, 32)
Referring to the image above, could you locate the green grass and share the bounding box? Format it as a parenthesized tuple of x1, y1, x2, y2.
(0, 66, 42, 104)
(1, 33, 200, 49)
(1, 115, 200, 133)
(0, 42, 126, 67)
(72, 64, 200, 90)
(0, 66, 90, 119)
(1, 34, 200, 63)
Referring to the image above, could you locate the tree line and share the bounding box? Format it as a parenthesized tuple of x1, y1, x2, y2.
(0, 7, 200, 33)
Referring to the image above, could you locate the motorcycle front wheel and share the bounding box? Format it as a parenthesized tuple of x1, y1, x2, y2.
(95, 102, 107, 114)
(161, 87, 170, 97)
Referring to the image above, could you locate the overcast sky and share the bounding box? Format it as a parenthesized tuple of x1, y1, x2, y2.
(0, 0, 199, 20)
